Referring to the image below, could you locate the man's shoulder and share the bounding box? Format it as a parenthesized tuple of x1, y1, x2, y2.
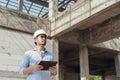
(25, 49, 36, 55)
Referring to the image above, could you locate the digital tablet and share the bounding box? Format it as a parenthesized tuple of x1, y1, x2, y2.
(38, 61, 57, 70)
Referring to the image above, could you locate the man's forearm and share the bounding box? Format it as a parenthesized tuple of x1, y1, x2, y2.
(23, 65, 43, 75)
(23, 67, 34, 75)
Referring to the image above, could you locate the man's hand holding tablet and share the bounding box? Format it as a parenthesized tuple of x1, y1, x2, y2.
(38, 61, 57, 70)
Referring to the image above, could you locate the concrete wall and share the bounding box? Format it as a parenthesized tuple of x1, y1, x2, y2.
(105, 75, 116, 80)
(0, 77, 25, 80)
(51, 0, 119, 36)
(0, 28, 53, 80)
(0, 7, 50, 36)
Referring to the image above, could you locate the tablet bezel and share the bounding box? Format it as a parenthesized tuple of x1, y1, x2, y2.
(38, 61, 57, 70)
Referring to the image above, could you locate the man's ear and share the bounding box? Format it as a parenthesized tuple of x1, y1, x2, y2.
(34, 38, 37, 42)
(34, 38, 37, 45)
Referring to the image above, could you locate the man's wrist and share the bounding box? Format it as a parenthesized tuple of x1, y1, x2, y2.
(30, 66, 34, 71)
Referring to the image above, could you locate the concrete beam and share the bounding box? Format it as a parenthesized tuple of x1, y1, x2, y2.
(49, 0, 58, 21)
(83, 14, 120, 44)
(58, 15, 120, 51)
(51, 0, 120, 37)
(0, 7, 50, 35)
(57, 14, 120, 46)
(58, 29, 83, 44)
(94, 38, 120, 51)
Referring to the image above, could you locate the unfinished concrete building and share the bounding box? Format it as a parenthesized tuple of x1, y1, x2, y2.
(0, 0, 120, 80)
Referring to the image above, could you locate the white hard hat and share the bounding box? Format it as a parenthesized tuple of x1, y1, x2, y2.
(33, 29, 47, 39)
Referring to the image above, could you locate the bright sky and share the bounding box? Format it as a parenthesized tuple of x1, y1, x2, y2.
(0, 0, 74, 18)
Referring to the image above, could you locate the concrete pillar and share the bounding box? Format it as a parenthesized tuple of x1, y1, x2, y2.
(49, 0, 58, 21)
(104, 75, 116, 80)
(115, 54, 120, 80)
(79, 46, 89, 80)
(102, 76, 105, 80)
(52, 38, 59, 80)
(18, 0, 23, 12)
(59, 64, 65, 80)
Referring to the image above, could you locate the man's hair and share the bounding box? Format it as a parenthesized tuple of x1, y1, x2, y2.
(34, 42, 37, 45)
(34, 37, 38, 45)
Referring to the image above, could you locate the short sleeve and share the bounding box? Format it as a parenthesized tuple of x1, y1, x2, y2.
(19, 52, 30, 75)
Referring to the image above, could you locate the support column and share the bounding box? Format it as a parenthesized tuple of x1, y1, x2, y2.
(115, 54, 120, 80)
(104, 75, 116, 80)
(49, 0, 58, 21)
(18, 0, 23, 12)
(102, 76, 105, 80)
(52, 38, 59, 80)
(79, 46, 89, 80)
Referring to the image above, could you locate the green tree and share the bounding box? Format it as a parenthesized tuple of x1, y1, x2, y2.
(89, 76, 102, 80)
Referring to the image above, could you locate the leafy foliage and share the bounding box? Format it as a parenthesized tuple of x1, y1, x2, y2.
(89, 76, 102, 80)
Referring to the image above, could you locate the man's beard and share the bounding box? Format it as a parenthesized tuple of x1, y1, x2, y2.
(38, 43, 46, 47)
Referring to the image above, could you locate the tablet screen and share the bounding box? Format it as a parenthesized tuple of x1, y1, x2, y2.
(38, 61, 57, 70)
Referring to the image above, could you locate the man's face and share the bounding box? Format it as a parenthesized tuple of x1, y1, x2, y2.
(35, 34, 47, 46)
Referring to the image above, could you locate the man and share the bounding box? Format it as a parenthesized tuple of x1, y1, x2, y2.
(19, 29, 57, 80)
